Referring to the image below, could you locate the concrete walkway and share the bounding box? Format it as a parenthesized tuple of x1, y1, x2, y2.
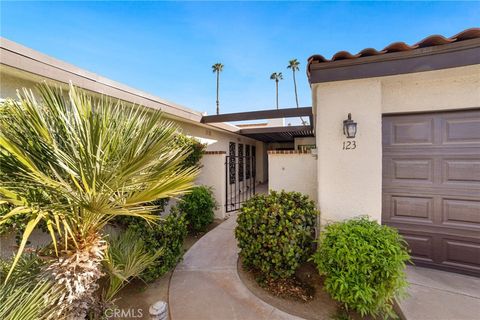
(399, 266, 480, 320)
(169, 211, 302, 320)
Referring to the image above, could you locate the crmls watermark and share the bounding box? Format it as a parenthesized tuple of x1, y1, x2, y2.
(105, 308, 144, 319)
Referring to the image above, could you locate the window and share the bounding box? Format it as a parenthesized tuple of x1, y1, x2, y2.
(229, 142, 236, 184)
(238, 144, 244, 182)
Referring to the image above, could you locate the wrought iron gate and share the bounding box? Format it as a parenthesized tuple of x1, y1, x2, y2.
(225, 152, 256, 212)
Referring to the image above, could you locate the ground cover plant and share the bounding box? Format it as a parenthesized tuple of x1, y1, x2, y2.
(235, 190, 317, 281)
(0, 84, 199, 318)
(313, 217, 410, 319)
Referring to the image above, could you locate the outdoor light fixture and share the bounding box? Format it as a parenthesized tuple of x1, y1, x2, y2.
(343, 113, 357, 139)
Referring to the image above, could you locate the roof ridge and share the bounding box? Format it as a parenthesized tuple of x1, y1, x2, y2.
(308, 27, 480, 64)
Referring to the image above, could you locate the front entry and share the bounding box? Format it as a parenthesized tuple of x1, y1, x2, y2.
(226, 142, 256, 212)
(382, 110, 480, 276)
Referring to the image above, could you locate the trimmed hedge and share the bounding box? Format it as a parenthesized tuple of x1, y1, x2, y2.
(235, 190, 317, 280)
(312, 217, 410, 318)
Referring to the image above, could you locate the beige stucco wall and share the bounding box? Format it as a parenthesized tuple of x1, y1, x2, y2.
(196, 154, 227, 219)
(312, 64, 480, 225)
(268, 152, 317, 202)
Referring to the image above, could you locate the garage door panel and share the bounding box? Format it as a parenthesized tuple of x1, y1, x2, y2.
(390, 195, 434, 222)
(383, 117, 435, 146)
(442, 116, 480, 145)
(383, 110, 480, 276)
(401, 232, 435, 263)
(442, 198, 480, 228)
(393, 159, 433, 181)
(440, 238, 480, 273)
(442, 158, 480, 185)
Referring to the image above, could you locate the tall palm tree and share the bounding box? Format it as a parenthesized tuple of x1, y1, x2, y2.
(0, 83, 199, 318)
(287, 59, 300, 108)
(270, 72, 283, 109)
(287, 59, 306, 125)
(212, 63, 224, 115)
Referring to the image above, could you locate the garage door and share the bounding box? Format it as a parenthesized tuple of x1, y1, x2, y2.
(382, 110, 480, 276)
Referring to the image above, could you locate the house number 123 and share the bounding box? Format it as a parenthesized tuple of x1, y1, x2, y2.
(343, 141, 357, 150)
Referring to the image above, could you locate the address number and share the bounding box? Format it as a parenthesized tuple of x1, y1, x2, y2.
(343, 140, 357, 150)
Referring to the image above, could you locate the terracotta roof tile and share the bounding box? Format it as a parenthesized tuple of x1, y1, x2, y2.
(308, 28, 480, 66)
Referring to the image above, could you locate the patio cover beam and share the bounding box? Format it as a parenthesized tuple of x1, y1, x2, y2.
(200, 107, 313, 123)
(238, 125, 312, 135)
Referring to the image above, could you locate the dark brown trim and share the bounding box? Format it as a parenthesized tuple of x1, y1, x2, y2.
(239, 125, 312, 135)
(201, 107, 312, 123)
(203, 151, 226, 155)
(382, 107, 480, 117)
(267, 150, 312, 154)
(308, 39, 480, 83)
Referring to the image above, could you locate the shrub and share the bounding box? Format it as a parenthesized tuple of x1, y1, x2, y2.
(177, 186, 217, 233)
(174, 134, 207, 169)
(235, 190, 317, 280)
(312, 217, 410, 318)
(126, 209, 188, 282)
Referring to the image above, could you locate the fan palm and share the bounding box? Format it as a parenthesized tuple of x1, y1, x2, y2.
(287, 59, 300, 108)
(0, 83, 199, 317)
(287, 59, 306, 125)
(270, 72, 283, 109)
(212, 63, 224, 115)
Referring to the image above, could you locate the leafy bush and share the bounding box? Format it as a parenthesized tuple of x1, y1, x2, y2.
(312, 217, 410, 318)
(174, 134, 207, 169)
(125, 209, 188, 282)
(235, 190, 317, 280)
(177, 186, 217, 233)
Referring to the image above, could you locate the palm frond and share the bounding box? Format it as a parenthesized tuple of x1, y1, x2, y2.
(0, 83, 199, 280)
(103, 229, 161, 301)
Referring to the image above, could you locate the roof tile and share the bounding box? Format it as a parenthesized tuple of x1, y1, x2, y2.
(308, 27, 480, 65)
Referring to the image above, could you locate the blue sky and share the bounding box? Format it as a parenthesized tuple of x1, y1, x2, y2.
(1, 1, 478, 115)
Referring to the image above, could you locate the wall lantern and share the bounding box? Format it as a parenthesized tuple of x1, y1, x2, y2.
(343, 113, 357, 139)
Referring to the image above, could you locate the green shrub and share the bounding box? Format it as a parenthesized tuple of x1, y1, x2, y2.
(177, 186, 217, 233)
(235, 190, 317, 280)
(174, 134, 207, 169)
(312, 217, 410, 318)
(125, 209, 188, 282)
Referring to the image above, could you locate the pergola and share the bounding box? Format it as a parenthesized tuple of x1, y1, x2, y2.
(201, 107, 314, 143)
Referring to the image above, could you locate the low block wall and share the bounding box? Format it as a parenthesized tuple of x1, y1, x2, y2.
(268, 150, 317, 203)
(196, 151, 227, 219)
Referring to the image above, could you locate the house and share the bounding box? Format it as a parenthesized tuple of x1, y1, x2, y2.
(307, 28, 480, 276)
(0, 37, 315, 220)
(1, 28, 479, 277)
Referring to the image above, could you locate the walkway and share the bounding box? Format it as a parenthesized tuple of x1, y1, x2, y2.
(169, 183, 480, 320)
(398, 266, 480, 320)
(169, 197, 301, 319)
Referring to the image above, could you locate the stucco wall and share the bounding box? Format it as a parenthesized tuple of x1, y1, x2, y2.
(196, 153, 227, 219)
(312, 64, 480, 225)
(268, 151, 317, 202)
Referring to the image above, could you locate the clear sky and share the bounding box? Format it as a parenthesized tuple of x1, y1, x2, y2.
(1, 1, 478, 115)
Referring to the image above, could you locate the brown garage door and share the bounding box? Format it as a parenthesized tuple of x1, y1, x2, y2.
(382, 110, 480, 276)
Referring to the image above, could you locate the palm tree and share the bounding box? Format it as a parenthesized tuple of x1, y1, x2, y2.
(287, 59, 300, 108)
(287, 59, 306, 125)
(270, 72, 283, 109)
(0, 83, 199, 318)
(212, 63, 224, 115)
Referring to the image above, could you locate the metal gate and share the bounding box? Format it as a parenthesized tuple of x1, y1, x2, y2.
(225, 152, 256, 212)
